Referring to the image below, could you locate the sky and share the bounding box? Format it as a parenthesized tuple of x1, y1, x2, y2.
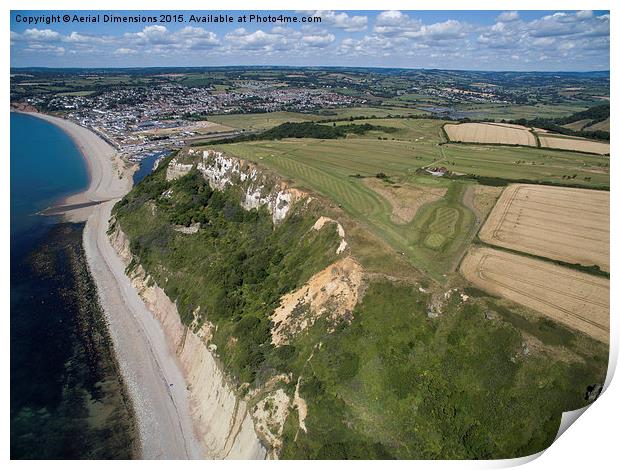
(10, 10, 610, 71)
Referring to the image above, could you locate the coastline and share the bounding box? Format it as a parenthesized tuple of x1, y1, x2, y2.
(26, 112, 206, 458)
(19, 111, 134, 222)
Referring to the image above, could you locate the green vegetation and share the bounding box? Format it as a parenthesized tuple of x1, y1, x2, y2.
(113, 165, 340, 382)
(280, 282, 607, 459)
(113, 155, 608, 460)
(13, 66, 611, 460)
(207, 121, 399, 145)
(509, 104, 610, 140)
(209, 116, 607, 277)
(208, 111, 322, 131)
(212, 136, 470, 280)
(442, 143, 609, 189)
(207, 107, 423, 131)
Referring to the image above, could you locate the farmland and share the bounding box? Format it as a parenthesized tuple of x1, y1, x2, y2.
(442, 143, 609, 188)
(460, 247, 609, 343)
(443, 121, 610, 155)
(332, 117, 446, 142)
(11, 64, 612, 459)
(208, 111, 321, 131)
(444, 122, 537, 146)
(210, 136, 474, 280)
(208, 107, 425, 131)
(205, 114, 610, 278)
(538, 134, 610, 155)
(479, 184, 609, 271)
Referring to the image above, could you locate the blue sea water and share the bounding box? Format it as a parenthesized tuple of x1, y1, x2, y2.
(10, 113, 137, 459)
(10, 113, 88, 255)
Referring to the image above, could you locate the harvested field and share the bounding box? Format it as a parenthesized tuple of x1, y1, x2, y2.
(584, 118, 610, 132)
(444, 122, 537, 146)
(538, 134, 610, 155)
(479, 184, 609, 271)
(562, 119, 591, 132)
(363, 178, 447, 224)
(460, 247, 609, 343)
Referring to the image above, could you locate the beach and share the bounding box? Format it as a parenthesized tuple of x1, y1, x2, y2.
(23, 112, 133, 221)
(30, 113, 206, 459)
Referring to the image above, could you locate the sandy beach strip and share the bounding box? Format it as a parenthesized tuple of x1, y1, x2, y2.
(29, 113, 206, 458)
(84, 202, 206, 459)
(23, 112, 133, 220)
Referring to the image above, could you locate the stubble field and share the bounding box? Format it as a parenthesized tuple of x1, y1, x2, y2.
(538, 134, 610, 155)
(460, 247, 609, 343)
(444, 122, 537, 146)
(479, 184, 609, 271)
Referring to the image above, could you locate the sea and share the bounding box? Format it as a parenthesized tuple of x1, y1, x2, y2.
(10, 113, 139, 459)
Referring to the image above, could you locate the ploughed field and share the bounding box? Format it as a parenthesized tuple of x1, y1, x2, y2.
(460, 247, 609, 343)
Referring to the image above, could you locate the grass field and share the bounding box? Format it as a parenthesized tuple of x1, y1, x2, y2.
(208, 112, 321, 131)
(454, 103, 591, 120)
(442, 143, 609, 187)
(331, 117, 446, 143)
(210, 135, 473, 280)
(205, 115, 609, 277)
(208, 107, 427, 131)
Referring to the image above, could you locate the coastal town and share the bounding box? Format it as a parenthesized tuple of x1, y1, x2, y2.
(15, 80, 365, 163)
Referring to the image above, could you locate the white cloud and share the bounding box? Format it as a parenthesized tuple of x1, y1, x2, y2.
(307, 11, 367, 32)
(224, 28, 288, 52)
(497, 11, 519, 22)
(125, 25, 174, 45)
(21, 28, 62, 42)
(373, 10, 422, 36)
(413, 20, 468, 40)
(24, 43, 65, 55)
(302, 32, 335, 47)
(177, 27, 220, 50)
(114, 47, 138, 55)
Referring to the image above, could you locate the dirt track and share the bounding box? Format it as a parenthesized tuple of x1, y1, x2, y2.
(460, 247, 609, 344)
(479, 184, 609, 271)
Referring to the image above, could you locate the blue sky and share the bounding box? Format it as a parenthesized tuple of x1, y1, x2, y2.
(10, 10, 610, 71)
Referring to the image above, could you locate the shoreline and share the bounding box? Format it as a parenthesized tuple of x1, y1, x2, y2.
(19, 111, 134, 221)
(26, 111, 206, 459)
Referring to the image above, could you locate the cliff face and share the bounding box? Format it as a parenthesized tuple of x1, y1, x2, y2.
(113, 149, 363, 459)
(109, 225, 267, 459)
(167, 149, 306, 225)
